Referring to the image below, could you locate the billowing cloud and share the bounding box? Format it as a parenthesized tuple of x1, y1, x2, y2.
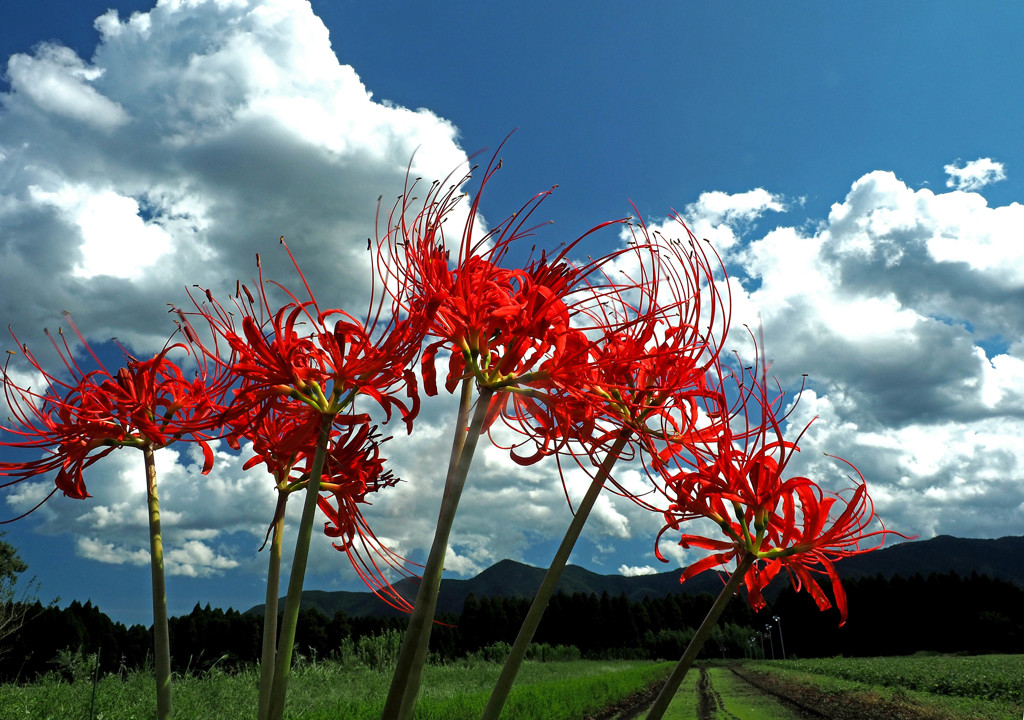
(0, 0, 468, 353)
(76, 535, 238, 577)
(27, 184, 175, 278)
(4, 441, 270, 574)
(0, 0, 473, 588)
(77, 537, 151, 567)
(685, 188, 788, 252)
(6, 44, 130, 130)
(165, 540, 240, 578)
(3, 0, 1023, 616)
(645, 160, 1024, 542)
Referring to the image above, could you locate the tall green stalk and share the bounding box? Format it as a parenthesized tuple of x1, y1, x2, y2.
(257, 498, 286, 720)
(480, 432, 631, 720)
(644, 552, 756, 720)
(265, 414, 334, 720)
(143, 444, 173, 720)
(381, 382, 493, 720)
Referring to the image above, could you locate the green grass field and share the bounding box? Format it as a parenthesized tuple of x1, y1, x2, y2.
(0, 658, 671, 720)
(7, 653, 1024, 720)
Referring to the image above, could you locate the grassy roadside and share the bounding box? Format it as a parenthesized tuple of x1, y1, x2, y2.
(0, 659, 672, 720)
(740, 662, 1024, 720)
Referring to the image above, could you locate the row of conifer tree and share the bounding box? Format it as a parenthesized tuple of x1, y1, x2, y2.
(2, 569, 1021, 683)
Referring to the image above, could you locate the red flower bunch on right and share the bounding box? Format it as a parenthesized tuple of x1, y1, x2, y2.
(484, 214, 731, 510)
(656, 343, 908, 625)
(566, 216, 729, 454)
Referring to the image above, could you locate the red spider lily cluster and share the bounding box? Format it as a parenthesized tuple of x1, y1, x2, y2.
(0, 315, 229, 513)
(374, 152, 630, 430)
(371, 149, 902, 638)
(0, 144, 913, 720)
(172, 238, 422, 607)
(0, 146, 902, 659)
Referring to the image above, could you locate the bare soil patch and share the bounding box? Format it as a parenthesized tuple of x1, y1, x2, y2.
(729, 664, 956, 720)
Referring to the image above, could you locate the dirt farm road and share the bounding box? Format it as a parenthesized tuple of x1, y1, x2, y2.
(583, 664, 961, 720)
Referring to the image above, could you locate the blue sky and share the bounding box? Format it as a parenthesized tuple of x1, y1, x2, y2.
(1, 1, 1023, 627)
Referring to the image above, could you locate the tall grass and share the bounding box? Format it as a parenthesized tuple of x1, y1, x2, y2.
(0, 654, 670, 720)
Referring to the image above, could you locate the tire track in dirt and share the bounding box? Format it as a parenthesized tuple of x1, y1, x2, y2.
(696, 666, 742, 720)
(726, 665, 829, 719)
(584, 676, 667, 720)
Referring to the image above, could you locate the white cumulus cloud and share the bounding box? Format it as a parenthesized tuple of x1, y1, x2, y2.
(618, 564, 657, 577)
(77, 537, 151, 567)
(944, 157, 1007, 191)
(652, 166, 1024, 543)
(6, 43, 130, 130)
(0, 0, 468, 353)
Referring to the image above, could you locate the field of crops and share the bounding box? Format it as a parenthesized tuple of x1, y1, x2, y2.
(756, 654, 1024, 704)
(0, 658, 671, 720)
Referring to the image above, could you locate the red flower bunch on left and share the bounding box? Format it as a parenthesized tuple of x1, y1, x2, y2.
(177, 239, 423, 603)
(182, 239, 423, 438)
(315, 422, 412, 609)
(374, 148, 624, 438)
(240, 397, 412, 609)
(1, 315, 230, 515)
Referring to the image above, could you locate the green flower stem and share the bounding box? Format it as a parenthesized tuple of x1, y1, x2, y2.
(644, 551, 756, 720)
(447, 376, 474, 466)
(257, 498, 286, 720)
(143, 444, 173, 720)
(381, 383, 494, 720)
(266, 414, 334, 720)
(480, 433, 631, 720)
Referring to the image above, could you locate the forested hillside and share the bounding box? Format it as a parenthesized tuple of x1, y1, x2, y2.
(3, 569, 1022, 682)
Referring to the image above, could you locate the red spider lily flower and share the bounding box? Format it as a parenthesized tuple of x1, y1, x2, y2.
(1, 317, 231, 515)
(373, 144, 624, 423)
(175, 240, 425, 631)
(655, 347, 907, 625)
(236, 400, 315, 484)
(237, 396, 414, 611)
(178, 238, 424, 437)
(489, 215, 731, 475)
(315, 422, 414, 611)
(573, 219, 728, 447)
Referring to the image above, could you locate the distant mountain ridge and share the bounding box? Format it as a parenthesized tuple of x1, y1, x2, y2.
(246, 534, 1024, 619)
(826, 534, 1024, 586)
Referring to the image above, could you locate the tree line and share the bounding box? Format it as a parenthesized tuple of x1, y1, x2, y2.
(2, 569, 1022, 683)
(774, 570, 1024, 657)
